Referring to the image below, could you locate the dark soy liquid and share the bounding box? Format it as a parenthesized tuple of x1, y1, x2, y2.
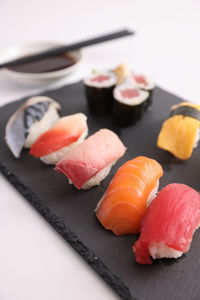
(8, 53, 76, 73)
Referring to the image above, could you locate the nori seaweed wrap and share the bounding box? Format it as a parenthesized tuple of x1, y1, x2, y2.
(170, 105, 200, 120)
(84, 71, 117, 115)
(113, 83, 149, 127)
(132, 74, 155, 108)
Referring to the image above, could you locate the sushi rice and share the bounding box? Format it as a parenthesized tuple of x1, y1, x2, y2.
(41, 128, 88, 165)
(149, 242, 183, 259)
(146, 181, 159, 207)
(194, 128, 200, 148)
(82, 161, 116, 190)
(132, 74, 155, 91)
(84, 71, 117, 88)
(114, 82, 149, 106)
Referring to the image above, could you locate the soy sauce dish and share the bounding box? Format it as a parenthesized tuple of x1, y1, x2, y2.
(0, 41, 82, 85)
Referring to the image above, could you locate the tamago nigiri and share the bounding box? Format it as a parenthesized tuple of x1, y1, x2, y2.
(157, 102, 200, 159)
(95, 156, 163, 235)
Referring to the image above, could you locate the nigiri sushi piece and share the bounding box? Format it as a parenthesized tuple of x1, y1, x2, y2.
(157, 102, 200, 160)
(55, 129, 126, 190)
(5, 96, 61, 158)
(95, 156, 163, 235)
(30, 113, 88, 165)
(133, 183, 200, 265)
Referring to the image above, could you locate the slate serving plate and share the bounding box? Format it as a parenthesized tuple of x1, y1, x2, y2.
(1, 81, 200, 300)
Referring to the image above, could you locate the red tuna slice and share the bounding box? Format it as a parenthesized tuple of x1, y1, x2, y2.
(90, 75, 110, 83)
(30, 113, 87, 157)
(55, 129, 126, 189)
(120, 89, 140, 99)
(133, 183, 200, 264)
(133, 75, 148, 86)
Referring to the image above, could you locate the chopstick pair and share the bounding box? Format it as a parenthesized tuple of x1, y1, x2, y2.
(0, 29, 134, 70)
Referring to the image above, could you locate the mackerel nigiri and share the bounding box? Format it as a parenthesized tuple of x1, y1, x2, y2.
(5, 96, 60, 158)
(30, 113, 88, 164)
(95, 156, 163, 235)
(133, 184, 200, 265)
(55, 129, 126, 190)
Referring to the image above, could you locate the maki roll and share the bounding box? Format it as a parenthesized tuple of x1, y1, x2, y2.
(84, 71, 117, 115)
(132, 74, 155, 108)
(95, 156, 163, 235)
(30, 113, 88, 164)
(133, 184, 200, 264)
(113, 82, 149, 127)
(157, 102, 200, 160)
(5, 96, 61, 158)
(55, 129, 126, 190)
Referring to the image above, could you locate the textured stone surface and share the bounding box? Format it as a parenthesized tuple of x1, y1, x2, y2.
(1, 82, 200, 300)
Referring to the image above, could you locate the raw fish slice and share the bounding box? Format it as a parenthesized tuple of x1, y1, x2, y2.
(95, 156, 163, 235)
(5, 96, 60, 158)
(132, 74, 155, 91)
(55, 129, 126, 189)
(30, 113, 88, 164)
(133, 183, 200, 264)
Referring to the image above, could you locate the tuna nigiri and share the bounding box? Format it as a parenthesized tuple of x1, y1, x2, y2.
(95, 156, 163, 235)
(30, 113, 88, 164)
(55, 129, 126, 190)
(133, 183, 200, 265)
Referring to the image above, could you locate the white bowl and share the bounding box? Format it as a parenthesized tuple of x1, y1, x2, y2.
(0, 41, 82, 85)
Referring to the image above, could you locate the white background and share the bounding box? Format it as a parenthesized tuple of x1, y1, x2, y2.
(0, 0, 200, 299)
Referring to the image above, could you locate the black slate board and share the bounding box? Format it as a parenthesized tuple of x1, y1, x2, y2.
(1, 82, 200, 300)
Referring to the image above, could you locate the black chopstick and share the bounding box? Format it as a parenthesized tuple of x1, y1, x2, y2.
(0, 29, 134, 69)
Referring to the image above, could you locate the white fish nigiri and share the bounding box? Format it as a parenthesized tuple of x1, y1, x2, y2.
(30, 113, 88, 165)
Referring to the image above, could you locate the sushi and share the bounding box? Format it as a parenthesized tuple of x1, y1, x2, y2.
(30, 113, 88, 164)
(114, 63, 155, 93)
(133, 183, 200, 265)
(157, 102, 200, 160)
(55, 129, 126, 190)
(5, 96, 61, 158)
(132, 74, 155, 92)
(95, 156, 163, 235)
(132, 74, 155, 107)
(84, 71, 117, 115)
(112, 63, 151, 126)
(112, 82, 150, 127)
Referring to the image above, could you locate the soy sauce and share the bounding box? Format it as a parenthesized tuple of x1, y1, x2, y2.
(8, 53, 76, 73)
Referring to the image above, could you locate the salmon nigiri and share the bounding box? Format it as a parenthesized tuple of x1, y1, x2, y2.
(30, 113, 88, 164)
(95, 156, 163, 235)
(133, 184, 200, 264)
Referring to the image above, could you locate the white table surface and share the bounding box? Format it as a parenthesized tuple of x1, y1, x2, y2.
(0, 1, 200, 299)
